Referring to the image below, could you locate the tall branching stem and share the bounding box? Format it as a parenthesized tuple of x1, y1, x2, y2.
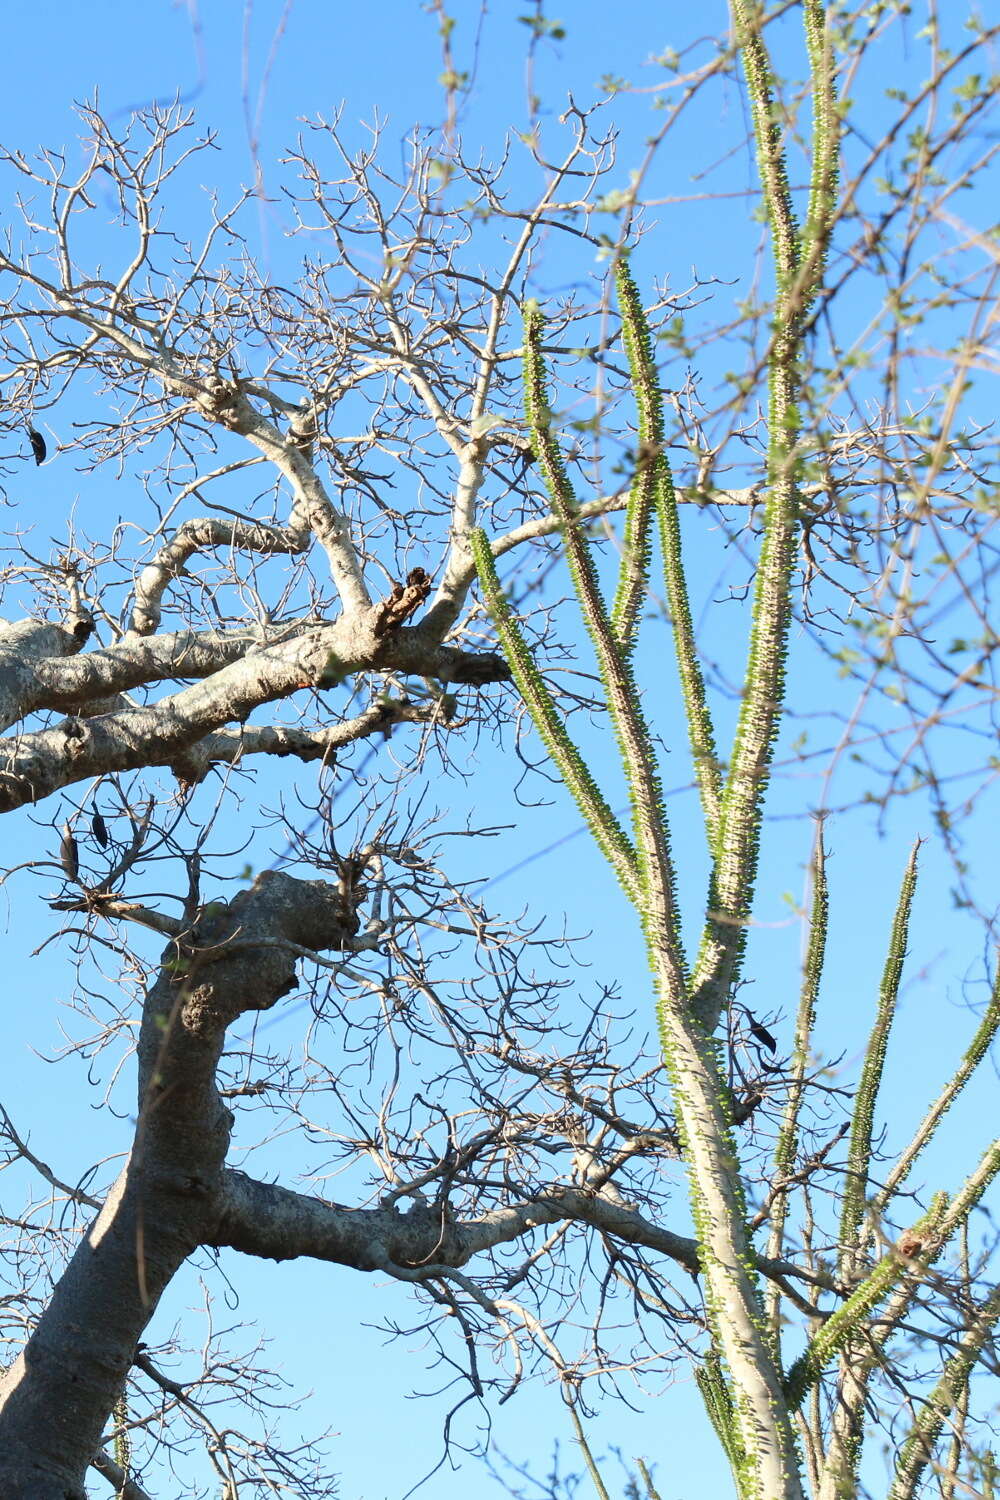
(475, 4, 838, 1495)
(691, 0, 837, 1033)
(613, 259, 722, 850)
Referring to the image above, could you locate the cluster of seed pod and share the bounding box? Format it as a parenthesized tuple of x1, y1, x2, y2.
(58, 807, 110, 882)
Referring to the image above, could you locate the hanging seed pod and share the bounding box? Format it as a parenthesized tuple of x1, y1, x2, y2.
(59, 822, 79, 881)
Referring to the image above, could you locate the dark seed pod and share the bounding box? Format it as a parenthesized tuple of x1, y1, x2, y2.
(91, 809, 109, 848)
(59, 823, 79, 881)
(749, 1020, 777, 1054)
(28, 427, 47, 466)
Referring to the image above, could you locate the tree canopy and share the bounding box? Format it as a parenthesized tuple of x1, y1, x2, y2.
(0, 4, 999, 1498)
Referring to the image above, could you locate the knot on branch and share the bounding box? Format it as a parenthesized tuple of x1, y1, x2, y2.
(68, 614, 95, 647)
(228, 868, 357, 953)
(332, 852, 365, 945)
(59, 716, 91, 759)
(169, 751, 208, 795)
(192, 374, 246, 430)
(438, 650, 511, 686)
(287, 411, 317, 460)
(372, 568, 431, 638)
(0, 771, 35, 813)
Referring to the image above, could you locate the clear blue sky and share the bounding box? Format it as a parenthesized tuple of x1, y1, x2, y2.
(2, 5, 998, 1499)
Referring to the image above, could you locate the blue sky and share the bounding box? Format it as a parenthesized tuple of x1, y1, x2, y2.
(1, 4, 999, 1499)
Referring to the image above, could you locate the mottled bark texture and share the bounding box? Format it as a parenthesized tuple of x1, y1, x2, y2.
(0, 614, 508, 813)
(0, 873, 356, 1498)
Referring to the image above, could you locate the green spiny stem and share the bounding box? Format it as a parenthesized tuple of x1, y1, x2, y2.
(688, 462, 796, 1032)
(480, 7, 841, 1488)
(870, 964, 1000, 1226)
(663, 7, 836, 1486)
(655, 466, 723, 852)
(731, 0, 800, 290)
(650, 955, 805, 1500)
(478, 527, 799, 1494)
(936, 1142, 1000, 1247)
(784, 1193, 949, 1414)
(940, 1376, 969, 1500)
(567, 1403, 613, 1500)
(800, 0, 840, 298)
(838, 842, 919, 1273)
(696, 1348, 748, 1492)
(636, 1458, 664, 1500)
(610, 258, 660, 656)
(611, 258, 723, 848)
(486, 322, 804, 1492)
(887, 1281, 1000, 1500)
(766, 823, 828, 1332)
(112, 1390, 130, 1494)
(471, 528, 640, 905)
(820, 1145, 1000, 1497)
(521, 302, 687, 995)
(520, 300, 803, 1494)
(689, 2, 838, 1035)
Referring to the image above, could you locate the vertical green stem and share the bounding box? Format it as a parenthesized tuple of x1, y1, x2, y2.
(690, 0, 838, 1033)
(766, 823, 828, 1334)
(838, 843, 919, 1274)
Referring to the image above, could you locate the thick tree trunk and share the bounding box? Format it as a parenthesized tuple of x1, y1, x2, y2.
(0, 870, 351, 1496)
(0, 1157, 208, 1499)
